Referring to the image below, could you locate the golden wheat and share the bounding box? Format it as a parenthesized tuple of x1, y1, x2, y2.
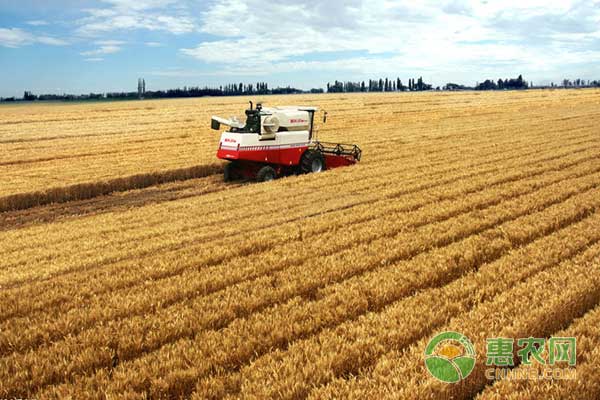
(1, 89, 600, 399)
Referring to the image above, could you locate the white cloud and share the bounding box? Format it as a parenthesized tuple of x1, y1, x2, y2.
(100, 0, 179, 11)
(0, 27, 67, 48)
(37, 36, 69, 46)
(76, 0, 195, 36)
(80, 40, 124, 56)
(26, 20, 49, 26)
(0, 28, 32, 47)
(95, 40, 125, 46)
(145, 41, 162, 47)
(179, 0, 600, 82)
(84, 57, 104, 62)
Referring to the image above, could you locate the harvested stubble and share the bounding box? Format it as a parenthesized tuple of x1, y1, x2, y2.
(1, 89, 600, 399)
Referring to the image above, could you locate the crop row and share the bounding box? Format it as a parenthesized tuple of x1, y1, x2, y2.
(7, 171, 599, 398)
(2, 132, 592, 337)
(2, 150, 599, 360)
(212, 211, 600, 399)
(0, 162, 223, 213)
(1, 90, 596, 198)
(0, 174, 240, 232)
(2, 132, 596, 292)
(475, 304, 600, 400)
(99, 186, 600, 399)
(4, 119, 591, 256)
(310, 241, 600, 399)
(2, 146, 599, 361)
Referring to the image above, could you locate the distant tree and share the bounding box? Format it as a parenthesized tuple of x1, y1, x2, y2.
(23, 91, 36, 101)
(516, 74, 524, 88)
(475, 79, 498, 90)
(444, 83, 471, 91)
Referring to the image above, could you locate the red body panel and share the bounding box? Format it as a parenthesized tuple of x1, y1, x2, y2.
(217, 145, 308, 166)
(218, 143, 358, 181)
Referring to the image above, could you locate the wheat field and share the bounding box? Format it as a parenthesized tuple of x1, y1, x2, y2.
(1, 89, 600, 399)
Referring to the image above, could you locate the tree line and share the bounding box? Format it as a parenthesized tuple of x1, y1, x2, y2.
(326, 77, 432, 93)
(5, 82, 314, 102)
(4, 75, 600, 102)
(473, 74, 528, 90)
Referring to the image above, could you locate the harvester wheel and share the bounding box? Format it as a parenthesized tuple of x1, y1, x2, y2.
(300, 150, 325, 174)
(223, 162, 238, 182)
(256, 165, 276, 182)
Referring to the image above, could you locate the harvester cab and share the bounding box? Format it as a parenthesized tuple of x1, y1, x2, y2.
(211, 102, 361, 182)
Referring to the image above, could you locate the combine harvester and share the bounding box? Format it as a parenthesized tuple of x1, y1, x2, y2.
(211, 102, 361, 182)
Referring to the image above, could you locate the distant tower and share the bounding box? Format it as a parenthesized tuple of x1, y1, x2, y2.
(137, 78, 145, 99)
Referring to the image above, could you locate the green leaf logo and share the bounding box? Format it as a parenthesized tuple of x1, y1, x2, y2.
(424, 331, 476, 383)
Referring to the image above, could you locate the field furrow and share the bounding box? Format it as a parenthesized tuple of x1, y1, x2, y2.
(218, 213, 600, 399)
(10, 173, 599, 397)
(2, 141, 598, 342)
(1, 133, 596, 295)
(310, 245, 600, 399)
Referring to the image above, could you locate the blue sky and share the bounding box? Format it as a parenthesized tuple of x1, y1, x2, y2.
(1, 0, 599, 97)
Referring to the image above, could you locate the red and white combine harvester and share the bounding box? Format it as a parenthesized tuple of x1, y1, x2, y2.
(211, 102, 361, 182)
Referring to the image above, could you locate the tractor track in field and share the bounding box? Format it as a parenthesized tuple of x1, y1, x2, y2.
(0, 115, 555, 217)
(0, 122, 508, 225)
(0, 174, 241, 232)
(0, 163, 223, 213)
